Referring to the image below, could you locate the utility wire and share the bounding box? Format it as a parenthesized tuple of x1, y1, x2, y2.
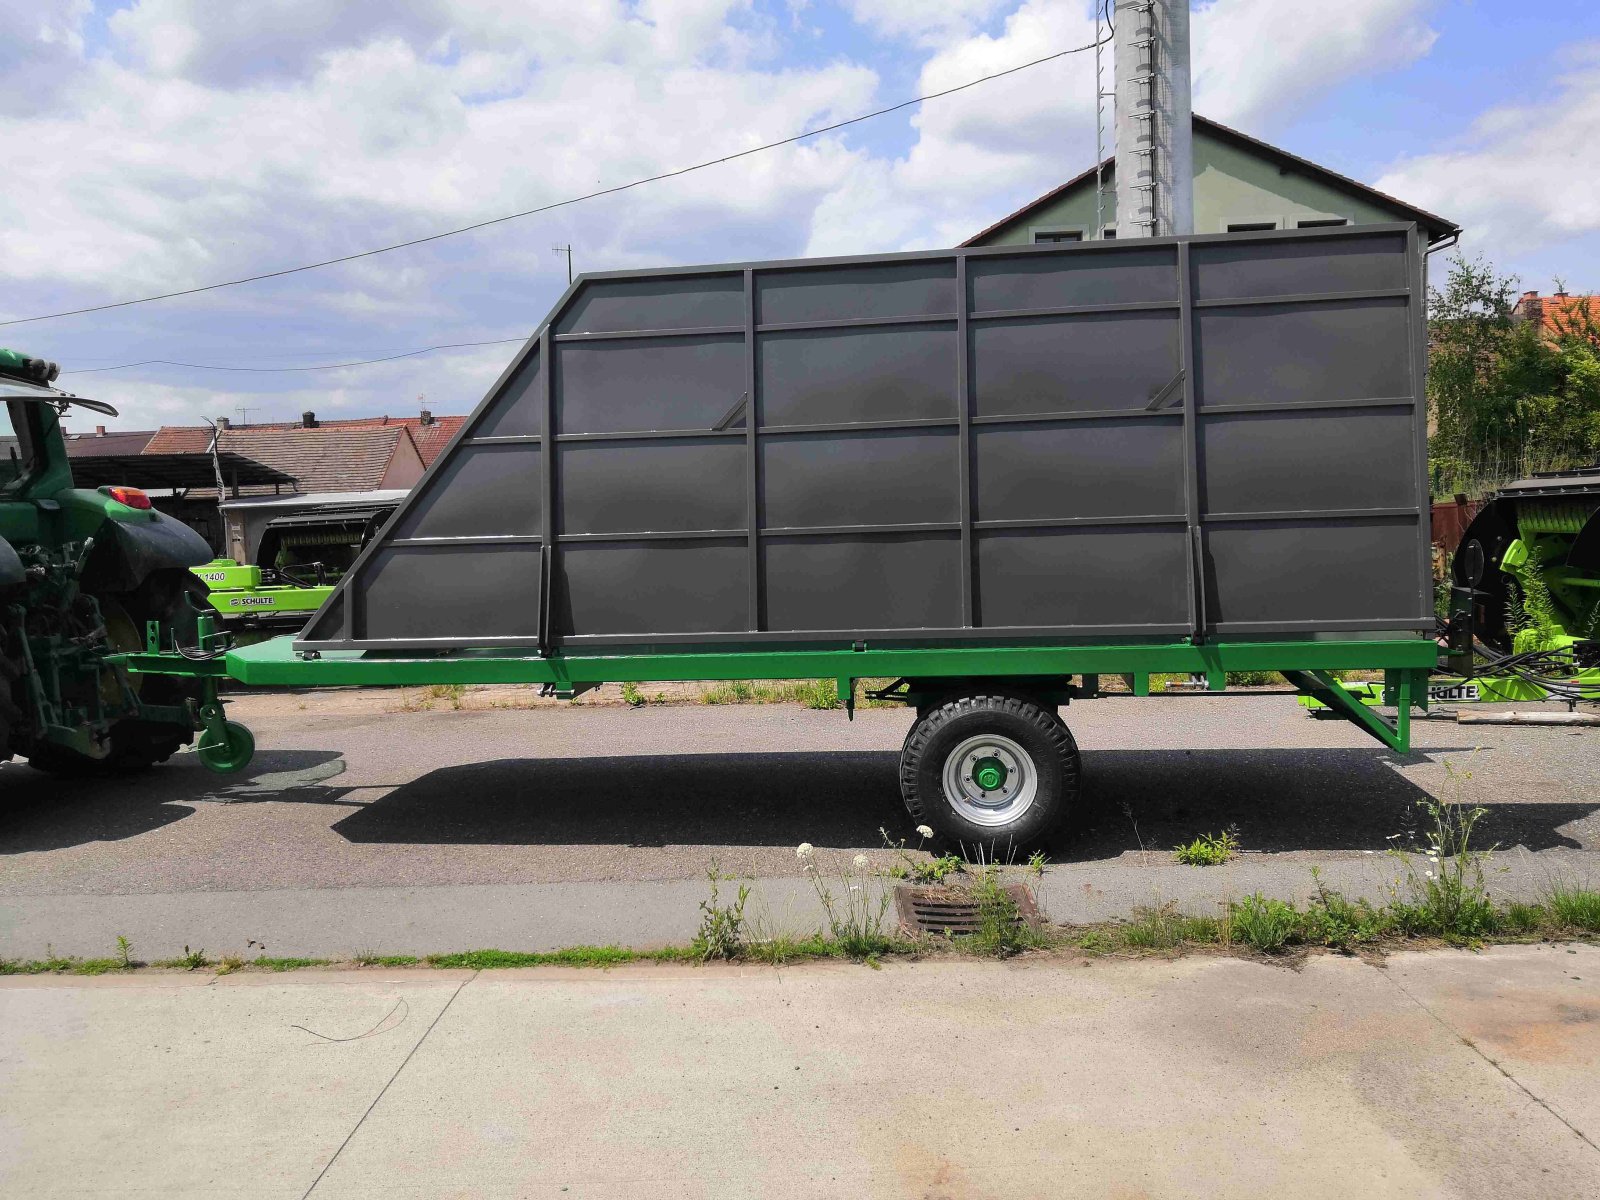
(61, 337, 527, 375)
(5, 39, 1105, 330)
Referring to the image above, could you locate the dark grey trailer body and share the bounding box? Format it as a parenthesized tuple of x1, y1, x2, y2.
(298, 224, 1432, 653)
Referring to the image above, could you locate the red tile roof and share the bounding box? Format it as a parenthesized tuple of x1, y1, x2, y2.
(144, 423, 420, 494)
(1512, 291, 1599, 339)
(144, 414, 466, 465)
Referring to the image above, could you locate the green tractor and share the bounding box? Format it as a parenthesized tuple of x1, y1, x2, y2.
(0, 348, 222, 773)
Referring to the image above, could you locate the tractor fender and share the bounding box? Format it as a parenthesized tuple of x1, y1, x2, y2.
(80, 509, 214, 593)
(0, 534, 24, 587)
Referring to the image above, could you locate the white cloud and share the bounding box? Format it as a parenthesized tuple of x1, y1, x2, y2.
(3, 1, 1453, 430)
(844, 0, 1011, 46)
(1192, 0, 1436, 130)
(1373, 45, 1600, 257)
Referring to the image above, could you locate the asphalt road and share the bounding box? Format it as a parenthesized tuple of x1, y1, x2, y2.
(2, 688, 1597, 956)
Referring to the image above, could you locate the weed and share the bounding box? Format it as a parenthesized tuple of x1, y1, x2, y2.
(115, 935, 135, 970)
(1547, 885, 1600, 932)
(692, 864, 751, 962)
(164, 946, 210, 971)
(425, 683, 467, 711)
(216, 954, 245, 976)
(1502, 901, 1547, 934)
(880, 827, 966, 885)
(799, 844, 897, 959)
(962, 869, 1039, 958)
(620, 681, 646, 708)
(1387, 776, 1497, 942)
(353, 952, 420, 967)
(252, 957, 331, 971)
(1174, 830, 1238, 867)
(424, 946, 693, 969)
(1027, 850, 1048, 878)
(1224, 670, 1283, 687)
(1230, 894, 1300, 954)
(1120, 902, 1223, 950)
(1302, 869, 1386, 951)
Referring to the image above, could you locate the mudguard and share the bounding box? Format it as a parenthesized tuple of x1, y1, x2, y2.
(81, 509, 214, 593)
(0, 534, 24, 587)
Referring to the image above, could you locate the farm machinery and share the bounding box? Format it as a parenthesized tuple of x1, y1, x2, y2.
(0, 350, 218, 773)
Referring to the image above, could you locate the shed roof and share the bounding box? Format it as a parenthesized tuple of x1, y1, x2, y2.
(961, 114, 1460, 247)
(66, 451, 295, 492)
(65, 429, 157, 457)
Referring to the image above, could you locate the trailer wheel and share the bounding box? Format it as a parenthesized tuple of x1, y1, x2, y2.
(899, 694, 1081, 848)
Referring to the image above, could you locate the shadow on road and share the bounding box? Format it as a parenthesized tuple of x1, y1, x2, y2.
(0, 750, 351, 854)
(321, 747, 1597, 857)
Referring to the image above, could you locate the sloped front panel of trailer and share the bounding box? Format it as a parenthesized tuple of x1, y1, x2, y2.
(299, 225, 1430, 651)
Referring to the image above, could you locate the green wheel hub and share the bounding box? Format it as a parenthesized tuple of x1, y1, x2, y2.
(971, 756, 1008, 792)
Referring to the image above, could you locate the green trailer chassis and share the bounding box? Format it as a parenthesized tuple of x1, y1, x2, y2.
(116, 621, 1438, 775)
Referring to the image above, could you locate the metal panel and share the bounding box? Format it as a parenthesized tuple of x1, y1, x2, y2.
(387, 443, 540, 540)
(759, 429, 959, 530)
(297, 224, 1432, 654)
(1205, 519, 1425, 629)
(758, 325, 957, 426)
(971, 313, 1180, 416)
(1193, 297, 1411, 409)
(470, 348, 543, 438)
(557, 438, 743, 535)
(558, 539, 747, 636)
(357, 545, 540, 641)
(973, 419, 1185, 522)
(556, 335, 744, 433)
(967, 244, 1177, 311)
(555, 273, 744, 335)
(756, 259, 956, 324)
(1197, 407, 1416, 515)
(762, 533, 961, 632)
(975, 528, 1190, 629)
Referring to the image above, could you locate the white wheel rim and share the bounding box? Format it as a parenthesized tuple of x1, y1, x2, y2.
(940, 733, 1038, 828)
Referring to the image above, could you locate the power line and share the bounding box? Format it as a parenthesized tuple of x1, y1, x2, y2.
(61, 337, 527, 374)
(5, 39, 1105, 330)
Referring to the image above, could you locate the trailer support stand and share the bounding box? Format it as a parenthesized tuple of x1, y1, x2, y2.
(1282, 668, 1417, 753)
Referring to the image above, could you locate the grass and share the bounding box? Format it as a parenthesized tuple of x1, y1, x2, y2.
(3, 881, 1598, 978)
(1174, 830, 1239, 866)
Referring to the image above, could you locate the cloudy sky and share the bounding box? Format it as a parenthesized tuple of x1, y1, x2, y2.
(2, 1, 1594, 430)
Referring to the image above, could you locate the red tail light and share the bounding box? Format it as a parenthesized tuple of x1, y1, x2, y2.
(104, 486, 152, 510)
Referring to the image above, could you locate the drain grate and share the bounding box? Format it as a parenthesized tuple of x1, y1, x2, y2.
(893, 884, 1042, 937)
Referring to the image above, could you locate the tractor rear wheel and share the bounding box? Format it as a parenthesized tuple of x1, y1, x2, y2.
(25, 571, 211, 776)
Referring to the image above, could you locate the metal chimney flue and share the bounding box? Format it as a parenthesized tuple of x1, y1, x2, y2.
(1114, 0, 1193, 239)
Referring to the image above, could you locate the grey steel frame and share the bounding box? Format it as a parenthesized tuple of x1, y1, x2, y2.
(299, 223, 1433, 653)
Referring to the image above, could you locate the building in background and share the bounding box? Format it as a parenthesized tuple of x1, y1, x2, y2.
(964, 114, 1458, 247)
(143, 416, 428, 562)
(1513, 289, 1598, 339)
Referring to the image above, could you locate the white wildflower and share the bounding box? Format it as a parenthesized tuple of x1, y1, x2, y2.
(1425, 870, 1435, 879)
(796, 843, 814, 859)
(853, 854, 869, 869)
(916, 825, 934, 839)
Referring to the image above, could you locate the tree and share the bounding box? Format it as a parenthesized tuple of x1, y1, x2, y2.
(1427, 257, 1600, 495)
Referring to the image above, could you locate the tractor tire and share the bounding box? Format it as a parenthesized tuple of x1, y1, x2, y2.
(899, 693, 1082, 851)
(25, 571, 211, 776)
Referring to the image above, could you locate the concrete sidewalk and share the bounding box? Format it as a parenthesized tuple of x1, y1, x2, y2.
(2, 945, 1597, 1198)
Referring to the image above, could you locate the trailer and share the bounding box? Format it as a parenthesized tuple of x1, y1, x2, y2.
(121, 224, 1443, 845)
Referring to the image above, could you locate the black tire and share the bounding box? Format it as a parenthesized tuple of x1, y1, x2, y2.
(25, 571, 209, 776)
(899, 693, 1081, 850)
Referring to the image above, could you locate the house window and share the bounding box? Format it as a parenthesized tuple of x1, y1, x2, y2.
(1227, 221, 1278, 233)
(1032, 228, 1084, 244)
(1297, 218, 1349, 229)
(1102, 227, 1118, 239)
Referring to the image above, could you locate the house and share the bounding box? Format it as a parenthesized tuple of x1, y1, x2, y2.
(143, 417, 428, 562)
(141, 409, 466, 468)
(963, 114, 1459, 247)
(1512, 290, 1598, 340)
